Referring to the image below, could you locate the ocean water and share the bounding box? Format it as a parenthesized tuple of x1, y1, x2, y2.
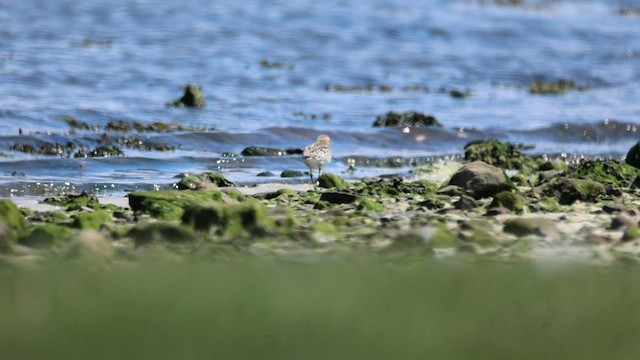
(0, 0, 638, 196)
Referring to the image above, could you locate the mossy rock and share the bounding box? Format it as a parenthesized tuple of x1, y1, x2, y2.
(176, 172, 236, 190)
(531, 197, 564, 212)
(167, 83, 206, 108)
(72, 210, 112, 230)
(0, 199, 26, 233)
(463, 140, 538, 171)
(541, 178, 606, 205)
(128, 222, 197, 247)
(129, 190, 223, 221)
(625, 142, 640, 169)
(563, 160, 639, 187)
(356, 198, 385, 211)
(63, 230, 114, 261)
(372, 111, 441, 127)
(43, 192, 100, 211)
(19, 224, 74, 249)
(489, 191, 525, 213)
(318, 173, 345, 189)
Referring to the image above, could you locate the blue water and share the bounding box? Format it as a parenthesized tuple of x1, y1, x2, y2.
(0, 0, 638, 196)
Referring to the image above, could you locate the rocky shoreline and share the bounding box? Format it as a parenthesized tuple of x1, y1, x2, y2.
(1, 140, 639, 268)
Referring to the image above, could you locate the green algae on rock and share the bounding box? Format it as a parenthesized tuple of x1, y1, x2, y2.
(73, 210, 112, 230)
(318, 173, 345, 189)
(541, 178, 606, 205)
(562, 160, 639, 187)
(167, 83, 206, 108)
(19, 224, 74, 249)
(489, 191, 526, 213)
(372, 111, 441, 127)
(463, 140, 538, 171)
(0, 199, 27, 233)
(129, 190, 225, 221)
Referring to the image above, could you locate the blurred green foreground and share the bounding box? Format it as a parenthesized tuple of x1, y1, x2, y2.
(1, 258, 639, 360)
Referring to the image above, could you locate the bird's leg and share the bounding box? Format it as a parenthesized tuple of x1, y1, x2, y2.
(309, 171, 314, 184)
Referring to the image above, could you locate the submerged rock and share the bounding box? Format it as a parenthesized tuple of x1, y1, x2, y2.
(626, 141, 640, 169)
(128, 222, 197, 247)
(167, 83, 206, 108)
(19, 224, 74, 249)
(372, 111, 441, 127)
(63, 230, 114, 261)
(529, 79, 578, 95)
(280, 170, 306, 178)
(447, 161, 513, 199)
(503, 217, 560, 239)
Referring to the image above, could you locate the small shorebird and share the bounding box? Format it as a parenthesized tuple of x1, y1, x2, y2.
(303, 135, 331, 184)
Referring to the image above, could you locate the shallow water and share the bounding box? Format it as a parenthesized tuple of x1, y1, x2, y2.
(0, 0, 638, 196)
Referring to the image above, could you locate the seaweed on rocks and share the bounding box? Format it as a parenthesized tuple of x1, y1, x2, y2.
(372, 111, 441, 127)
(167, 83, 206, 108)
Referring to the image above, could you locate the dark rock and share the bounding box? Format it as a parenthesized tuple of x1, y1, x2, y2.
(319, 192, 358, 204)
(611, 213, 640, 229)
(372, 111, 441, 127)
(167, 83, 206, 108)
(626, 141, 640, 169)
(281, 170, 306, 178)
(241, 147, 288, 156)
(257, 171, 276, 177)
(455, 195, 478, 210)
(602, 204, 625, 214)
(447, 161, 513, 199)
